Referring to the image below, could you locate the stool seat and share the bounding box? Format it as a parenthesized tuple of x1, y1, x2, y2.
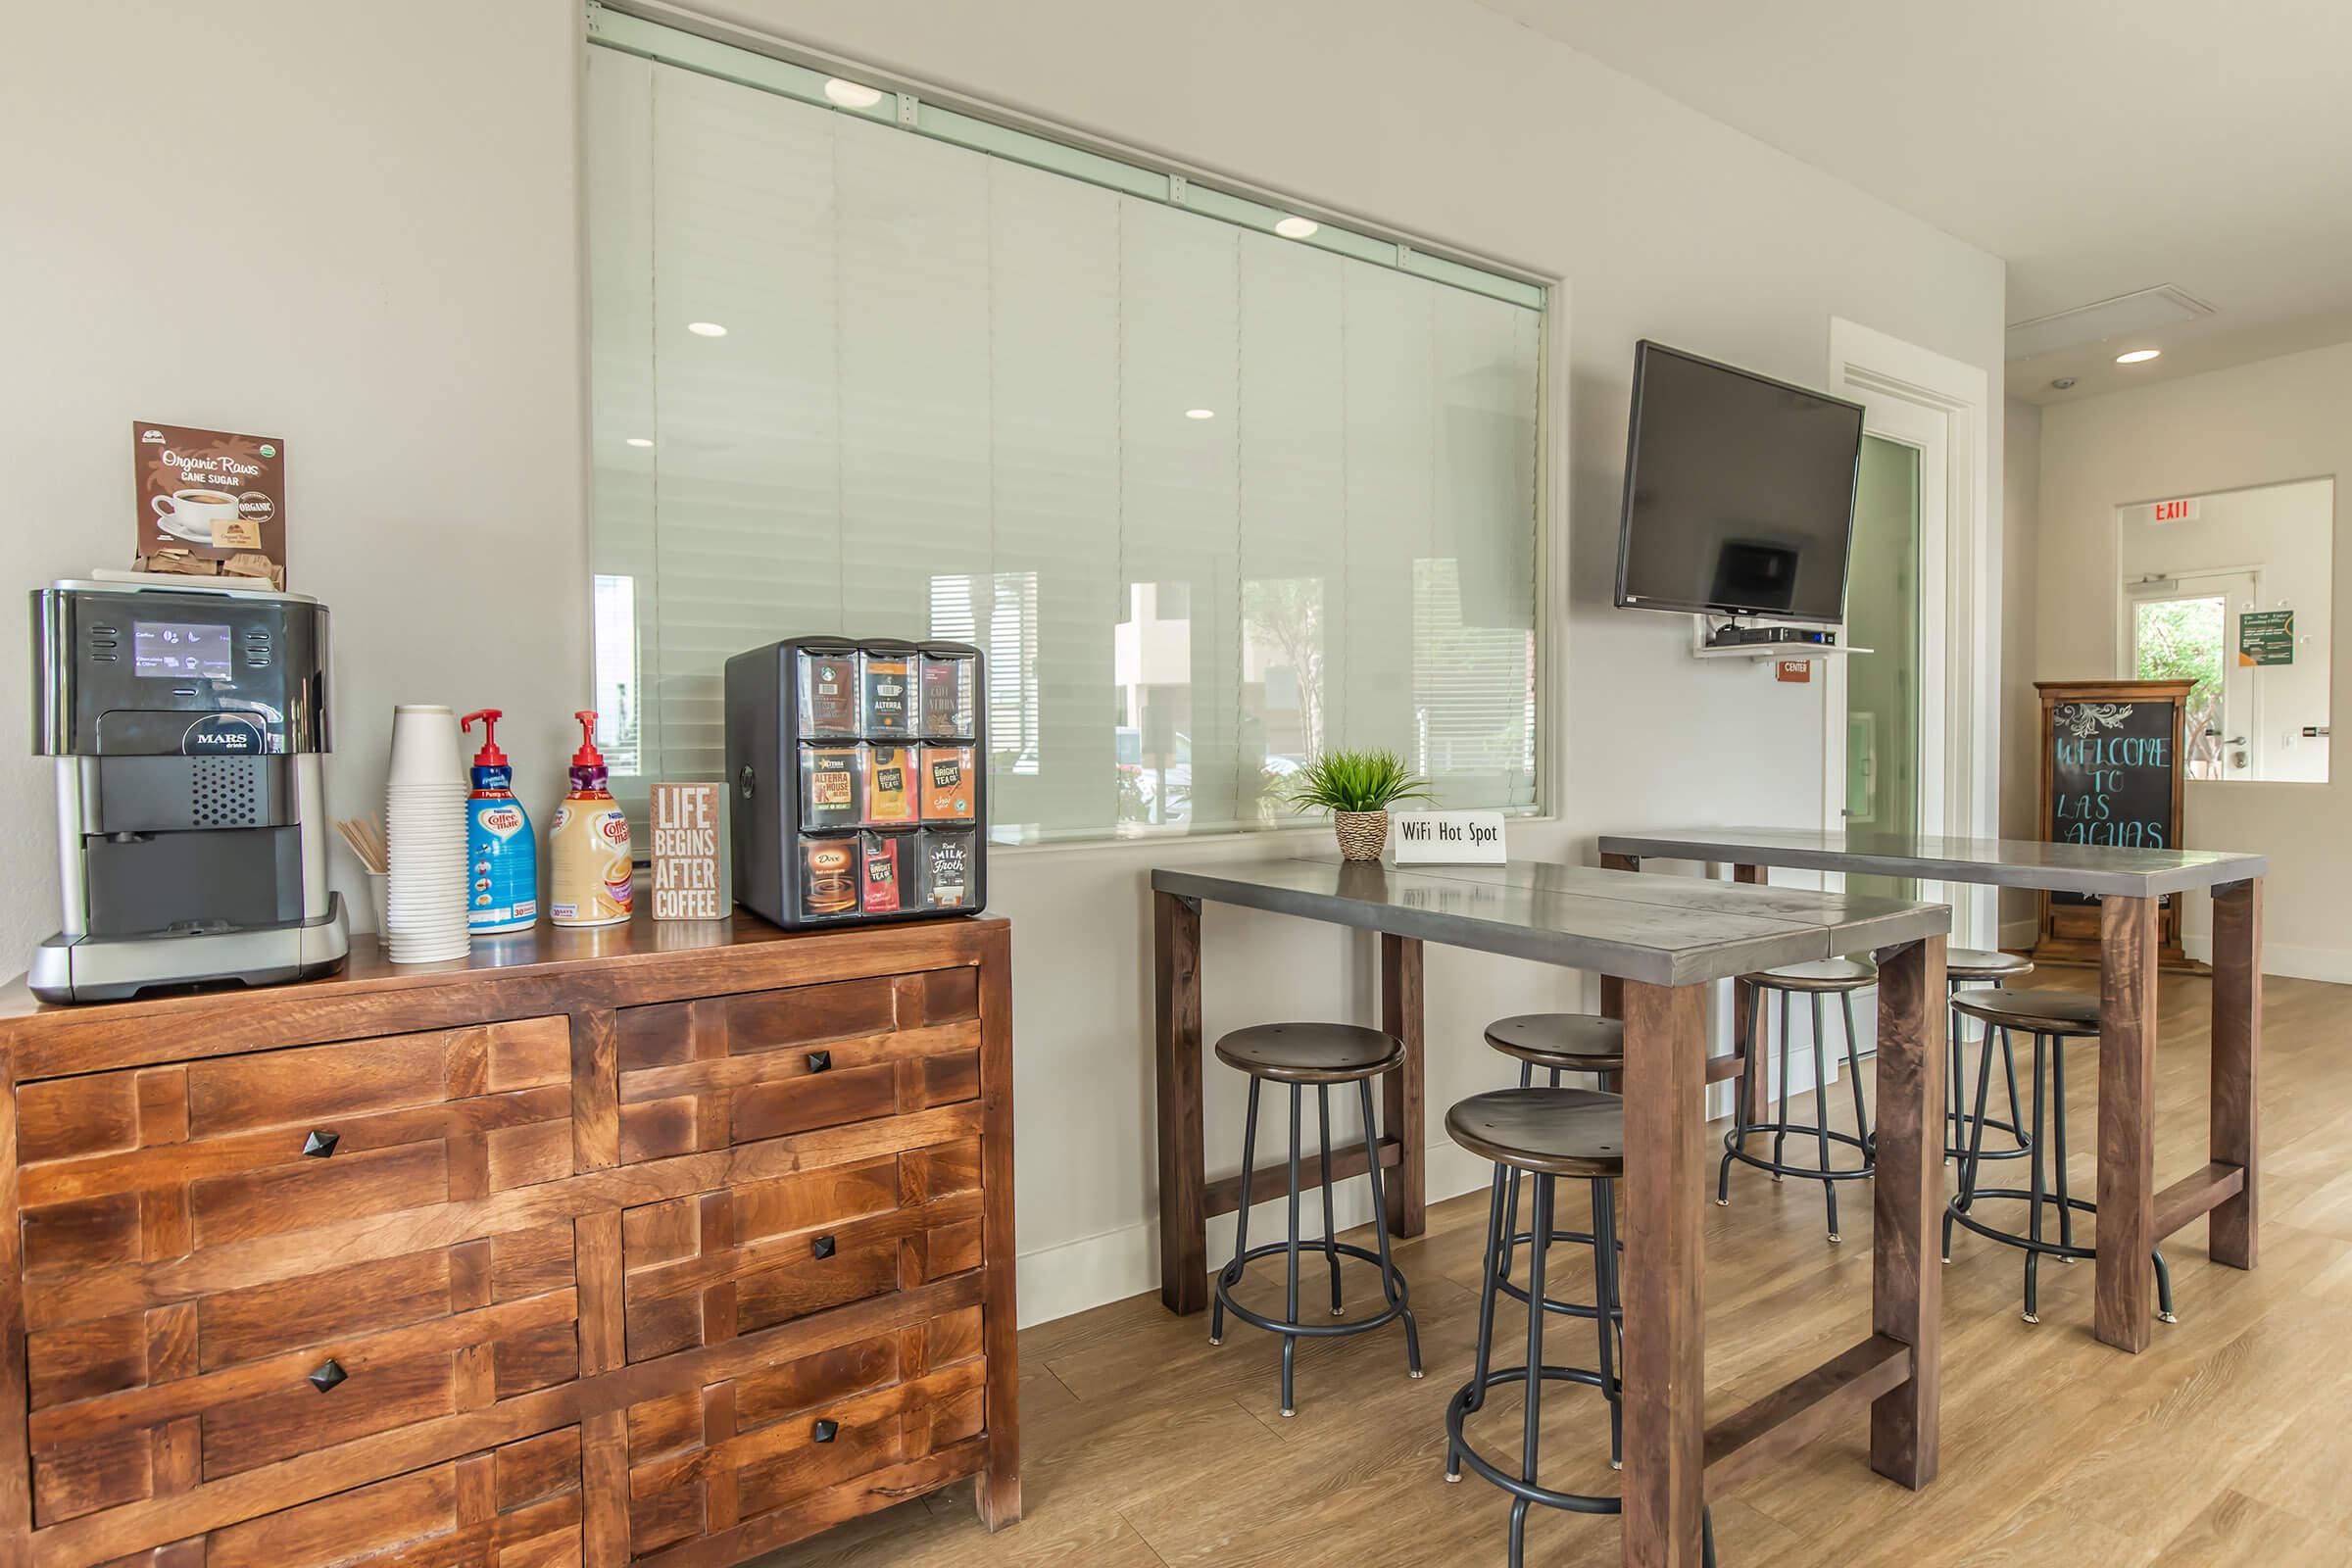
(1952, 988, 2099, 1036)
(1483, 1013, 1626, 1073)
(1215, 1022, 1403, 1084)
(1446, 1088, 1625, 1178)
(1740, 956, 1878, 992)
(1948, 948, 2034, 983)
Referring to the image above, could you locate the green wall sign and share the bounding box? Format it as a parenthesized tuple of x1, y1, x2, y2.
(2238, 609, 2294, 666)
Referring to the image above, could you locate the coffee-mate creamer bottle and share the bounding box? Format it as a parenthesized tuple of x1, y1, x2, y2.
(548, 710, 633, 927)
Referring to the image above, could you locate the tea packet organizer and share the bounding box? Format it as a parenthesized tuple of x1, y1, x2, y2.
(724, 634, 987, 929)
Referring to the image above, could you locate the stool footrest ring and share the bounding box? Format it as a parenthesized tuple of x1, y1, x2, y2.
(1214, 1239, 1412, 1339)
(1945, 1188, 2103, 1260)
(1722, 1124, 1875, 1181)
(1445, 1366, 1621, 1516)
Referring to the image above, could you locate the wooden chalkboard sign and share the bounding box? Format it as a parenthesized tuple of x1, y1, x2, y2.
(2033, 677, 2193, 968)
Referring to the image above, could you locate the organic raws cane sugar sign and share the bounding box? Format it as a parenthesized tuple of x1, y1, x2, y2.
(132, 421, 288, 586)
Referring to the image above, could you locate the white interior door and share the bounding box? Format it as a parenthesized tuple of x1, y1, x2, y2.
(1823, 399, 1948, 890)
(2123, 569, 2261, 779)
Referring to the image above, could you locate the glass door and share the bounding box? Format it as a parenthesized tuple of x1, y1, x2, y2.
(2128, 570, 2258, 779)
(1844, 434, 1924, 901)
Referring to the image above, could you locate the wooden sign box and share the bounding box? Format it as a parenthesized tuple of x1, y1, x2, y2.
(2033, 676, 2197, 969)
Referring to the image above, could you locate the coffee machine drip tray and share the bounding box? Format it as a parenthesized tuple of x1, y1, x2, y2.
(31, 894, 351, 1004)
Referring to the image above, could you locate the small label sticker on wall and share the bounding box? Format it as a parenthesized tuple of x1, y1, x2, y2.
(1777, 659, 1812, 683)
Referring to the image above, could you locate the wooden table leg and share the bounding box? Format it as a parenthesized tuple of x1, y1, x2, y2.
(1870, 935, 1943, 1487)
(1621, 979, 1707, 1568)
(2095, 894, 2159, 1351)
(1380, 933, 1426, 1239)
(1155, 891, 1206, 1315)
(1731, 864, 1771, 1126)
(2209, 878, 2262, 1269)
(1598, 854, 1639, 1025)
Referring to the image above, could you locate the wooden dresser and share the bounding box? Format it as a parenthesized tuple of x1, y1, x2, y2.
(0, 911, 1018, 1567)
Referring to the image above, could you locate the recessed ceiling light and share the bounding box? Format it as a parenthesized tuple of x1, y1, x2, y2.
(1273, 216, 1319, 240)
(625, 436, 654, 448)
(1185, 409, 1215, 420)
(2115, 348, 2161, 364)
(686, 321, 728, 338)
(823, 78, 885, 110)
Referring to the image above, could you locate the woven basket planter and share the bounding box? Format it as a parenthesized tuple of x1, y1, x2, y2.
(1333, 809, 1390, 861)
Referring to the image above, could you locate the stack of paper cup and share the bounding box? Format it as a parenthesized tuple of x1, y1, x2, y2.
(383, 705, 472, 963)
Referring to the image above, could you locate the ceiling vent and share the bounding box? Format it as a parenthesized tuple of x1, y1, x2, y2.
(2005, 284, 2214, 362)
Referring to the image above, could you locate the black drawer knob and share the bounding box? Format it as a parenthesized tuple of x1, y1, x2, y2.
(811, 1419, 839, 1444)
(303, 1130, 340, 1158)
(806, 1050, 832, 1073)
(811, 1235, 837, 1260)
(309, 1358, 348, 1394)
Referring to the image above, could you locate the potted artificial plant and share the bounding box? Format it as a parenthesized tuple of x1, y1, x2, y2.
(1285, 749, 1431, 861)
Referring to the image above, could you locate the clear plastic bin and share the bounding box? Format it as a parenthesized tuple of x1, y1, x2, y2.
(917, 651, 978, 740)
(795, 643, 862, 738)
(859, 645, 916, 737)
(919, 745, 977, 821)
(798, 743, 866, 832)
(863, 744, 919, 826)
(919, 826, 977, 909)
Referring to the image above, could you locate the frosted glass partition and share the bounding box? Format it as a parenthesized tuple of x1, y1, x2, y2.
(584, 39, 1544, 843)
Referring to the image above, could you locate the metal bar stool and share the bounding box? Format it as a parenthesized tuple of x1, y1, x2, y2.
(1444, 1088, 1715, 1568)
(1944, 949, 2034, 1165)
(1942, 988, 2178, 1326)
(1484, 1014, 1627, 1374)
(1208, 1022, 1422, 1415)
(1716, 956, 1877, 1241)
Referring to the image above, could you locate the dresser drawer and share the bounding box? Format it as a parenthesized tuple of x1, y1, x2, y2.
(15, 1016, 582, 1529)
(624, 1304, 986, 1556)
(84, 1425, 585, 1568)
(615, 969, 980, 1163)
(17, 1014, 575, 1272)
(24, 1222, 580, 1527)
(620, 1129, 982, 1362)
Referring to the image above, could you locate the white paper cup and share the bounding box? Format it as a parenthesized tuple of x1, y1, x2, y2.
(389, 706, 466, 787)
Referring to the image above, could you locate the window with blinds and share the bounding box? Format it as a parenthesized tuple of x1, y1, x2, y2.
(584, 16, 1546, 842)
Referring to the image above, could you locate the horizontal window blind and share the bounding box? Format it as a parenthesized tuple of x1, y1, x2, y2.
(585, 21, 1544, 842)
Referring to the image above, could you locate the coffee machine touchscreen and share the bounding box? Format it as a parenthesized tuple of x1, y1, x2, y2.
(132, 620, 232, 679)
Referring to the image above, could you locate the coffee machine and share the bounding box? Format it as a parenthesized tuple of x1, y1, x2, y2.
(29, 577, 349, 1002)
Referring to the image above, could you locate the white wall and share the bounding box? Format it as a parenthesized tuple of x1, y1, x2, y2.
(1999, 401, 2042, 942)
(4, 0, 2005, 1326)
(2039, 342, 2352, 980)
(0, 2, 594, 963)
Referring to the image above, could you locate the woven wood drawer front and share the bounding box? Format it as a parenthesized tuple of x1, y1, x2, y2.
(79, 1425, 586, 1568)
(614, 968, 980, 1163)
(14, 1016, 580, 1529)
(619, 1133, 983, 1363)
(623, 1305, 985, 1557)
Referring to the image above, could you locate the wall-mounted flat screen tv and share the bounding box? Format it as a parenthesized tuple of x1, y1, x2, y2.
(1613, 341, 1866, 624)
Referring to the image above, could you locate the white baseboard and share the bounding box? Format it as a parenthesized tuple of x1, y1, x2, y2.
(2180, 932, 2352, 985)
(2000, 917, 2038, 951)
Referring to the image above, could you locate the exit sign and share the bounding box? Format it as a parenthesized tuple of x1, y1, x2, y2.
(2150, 498, 2200, 523)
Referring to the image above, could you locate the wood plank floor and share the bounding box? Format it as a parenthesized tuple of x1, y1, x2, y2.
(761, 970, 2352, 1567)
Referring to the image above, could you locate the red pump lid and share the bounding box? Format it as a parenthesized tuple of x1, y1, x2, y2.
(460, 709, 508, 767)
(571, 710, 605, 768)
